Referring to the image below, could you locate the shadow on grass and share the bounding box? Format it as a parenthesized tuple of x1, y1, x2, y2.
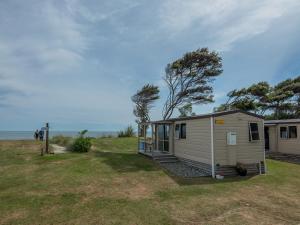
(94, 151, 160, 172)
(94, 151, 257, 185)
(166, 171, 256, 186)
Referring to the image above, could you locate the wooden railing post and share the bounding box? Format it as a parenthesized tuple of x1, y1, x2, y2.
(45, 122, 49, 154)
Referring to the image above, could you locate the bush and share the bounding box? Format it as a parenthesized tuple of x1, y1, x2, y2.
(236, 162, 248, 176)
(50, 135, 72, 147)
(118, 125, 135, 137)
(70, 130, 92, 152)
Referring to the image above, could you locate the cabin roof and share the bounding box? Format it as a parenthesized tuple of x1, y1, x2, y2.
(150, 110, 263, 124)
(265, 119, 300, 125)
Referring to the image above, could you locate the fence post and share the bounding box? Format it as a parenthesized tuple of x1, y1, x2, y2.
(45, 122, 49, 154)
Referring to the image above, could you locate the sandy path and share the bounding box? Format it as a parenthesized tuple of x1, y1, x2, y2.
(51, 144, 67, 154)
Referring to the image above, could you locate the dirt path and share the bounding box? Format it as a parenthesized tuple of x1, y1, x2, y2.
(51, 144, 67, 154)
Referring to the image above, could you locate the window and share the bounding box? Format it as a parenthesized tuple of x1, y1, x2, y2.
(249, 122, 260, 141)
(280, 126, 298, 139)
(288, 126, 297, 138)
(175, 124, 180, 139)
(175, 123, 186, 139)
(280, 127, 288, 139)
(180, 123, 186, 139)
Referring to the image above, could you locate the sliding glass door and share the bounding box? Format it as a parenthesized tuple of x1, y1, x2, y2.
(157, 124, 169, 152)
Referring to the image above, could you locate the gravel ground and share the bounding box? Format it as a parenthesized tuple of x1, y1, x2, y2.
(267, 152, 300, 164)
(160, 161, 209, 177)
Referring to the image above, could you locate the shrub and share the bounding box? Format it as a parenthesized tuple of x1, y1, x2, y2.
(118, 125, 135, 137)
(50, 135, 72, 147)
(236, 162, 248, 176)
(71, 130, 92, 152)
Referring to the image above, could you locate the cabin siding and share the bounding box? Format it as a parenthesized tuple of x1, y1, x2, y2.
(276, 124, 300, 155)
(173, 118, 212, 165)
(214, 113, 264, 166)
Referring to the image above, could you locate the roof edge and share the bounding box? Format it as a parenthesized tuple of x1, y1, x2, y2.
(149, 110, 264, 123)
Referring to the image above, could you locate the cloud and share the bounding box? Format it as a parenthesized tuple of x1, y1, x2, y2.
(160, 0, 300, 50)
(65, 0, 142, 23)
(0, 0, 300, 130)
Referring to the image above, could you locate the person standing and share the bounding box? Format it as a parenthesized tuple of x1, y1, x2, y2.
(38, 129, 44, 141)
(34, 129, 39, 141)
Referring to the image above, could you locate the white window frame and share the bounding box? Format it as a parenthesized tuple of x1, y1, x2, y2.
(175, 123, 186, 140)
(249, 122, 260, 142)
(175, 124, 180, 139)
(180, 123, 186, 139)
(280, 126, 298, 139)
(288, 126, 297, 139)
(280, 126, 288, 139)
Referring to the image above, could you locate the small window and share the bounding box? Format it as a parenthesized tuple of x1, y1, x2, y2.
(249, 122, 260, 141)
(180, 124, 186, 139)
(288, 126, 297, 138)
(175, 124, 180, 139)
(280, 127, 288, 139)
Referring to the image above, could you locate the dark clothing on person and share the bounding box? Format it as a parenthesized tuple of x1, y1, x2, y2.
(34, 130, 39, 140)
(38, 130, 44, 141)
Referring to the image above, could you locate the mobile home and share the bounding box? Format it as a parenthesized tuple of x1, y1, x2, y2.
(265, 119, 300, 155)
(138, 110, 266, 177)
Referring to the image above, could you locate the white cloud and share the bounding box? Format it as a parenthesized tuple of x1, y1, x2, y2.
(65, 0, 141, 23)
(0, 0, 300, 129)
(160, 0, 300, 50)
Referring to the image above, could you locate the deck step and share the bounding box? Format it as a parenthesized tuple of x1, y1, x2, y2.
(152, 154, 179, 164)
(159, 159, 179, 163)
(153, 156, 177, 160)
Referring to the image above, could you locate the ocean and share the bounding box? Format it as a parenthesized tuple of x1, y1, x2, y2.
(0, 131, 118, 140)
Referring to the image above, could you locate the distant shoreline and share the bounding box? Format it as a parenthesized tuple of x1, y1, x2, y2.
(0, 131, 118, 140)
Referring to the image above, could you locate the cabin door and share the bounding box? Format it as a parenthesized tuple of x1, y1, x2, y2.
(264, 127, 270, 151)
(157, 124, 169, 152)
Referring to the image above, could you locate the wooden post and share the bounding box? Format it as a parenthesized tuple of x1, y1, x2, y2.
(137, 123, 140, 153)
(144, 124, 146, 152)
(45, 122, 49, 154)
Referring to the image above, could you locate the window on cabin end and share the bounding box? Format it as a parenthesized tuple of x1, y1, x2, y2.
(175, 124, 180, 139)
(175, 123, 186, 139)
(180, 123, 186, 139)
(249, 122, 260, 141)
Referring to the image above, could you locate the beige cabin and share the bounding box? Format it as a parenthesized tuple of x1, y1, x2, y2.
(138, 110, 266, 177)
(265, 119, 300, 155)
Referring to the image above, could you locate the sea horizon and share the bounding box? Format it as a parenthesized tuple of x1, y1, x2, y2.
(0, 130, 118, 140)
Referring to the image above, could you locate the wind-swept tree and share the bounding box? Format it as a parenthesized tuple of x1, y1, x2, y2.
(267, 77, 299, 119)
(215, 82, 271, 115)
(178, 103, 196, 117)
(215, 76, 300, 119)
(131, 84, 160, 123)
(162, 48, 223, 120)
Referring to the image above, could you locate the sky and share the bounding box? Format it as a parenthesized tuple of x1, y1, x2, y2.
(1, 0, 300, 131)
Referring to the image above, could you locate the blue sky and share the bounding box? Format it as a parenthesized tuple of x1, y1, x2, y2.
(1, 0, 300, 131)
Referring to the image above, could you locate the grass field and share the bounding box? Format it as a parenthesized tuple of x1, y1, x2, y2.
(0, 138, 300, 225)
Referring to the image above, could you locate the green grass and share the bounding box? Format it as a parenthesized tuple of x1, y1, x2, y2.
(0, 138, 300, 225)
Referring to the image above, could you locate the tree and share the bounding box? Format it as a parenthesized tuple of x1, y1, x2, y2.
(162, 48, 223, 120)
(268, 77, 298, 119)
(214, 76, 300, 119)
(215, 82, 271, 115)
(131, 84, 160, 124)
(178, 103, 196, 117)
